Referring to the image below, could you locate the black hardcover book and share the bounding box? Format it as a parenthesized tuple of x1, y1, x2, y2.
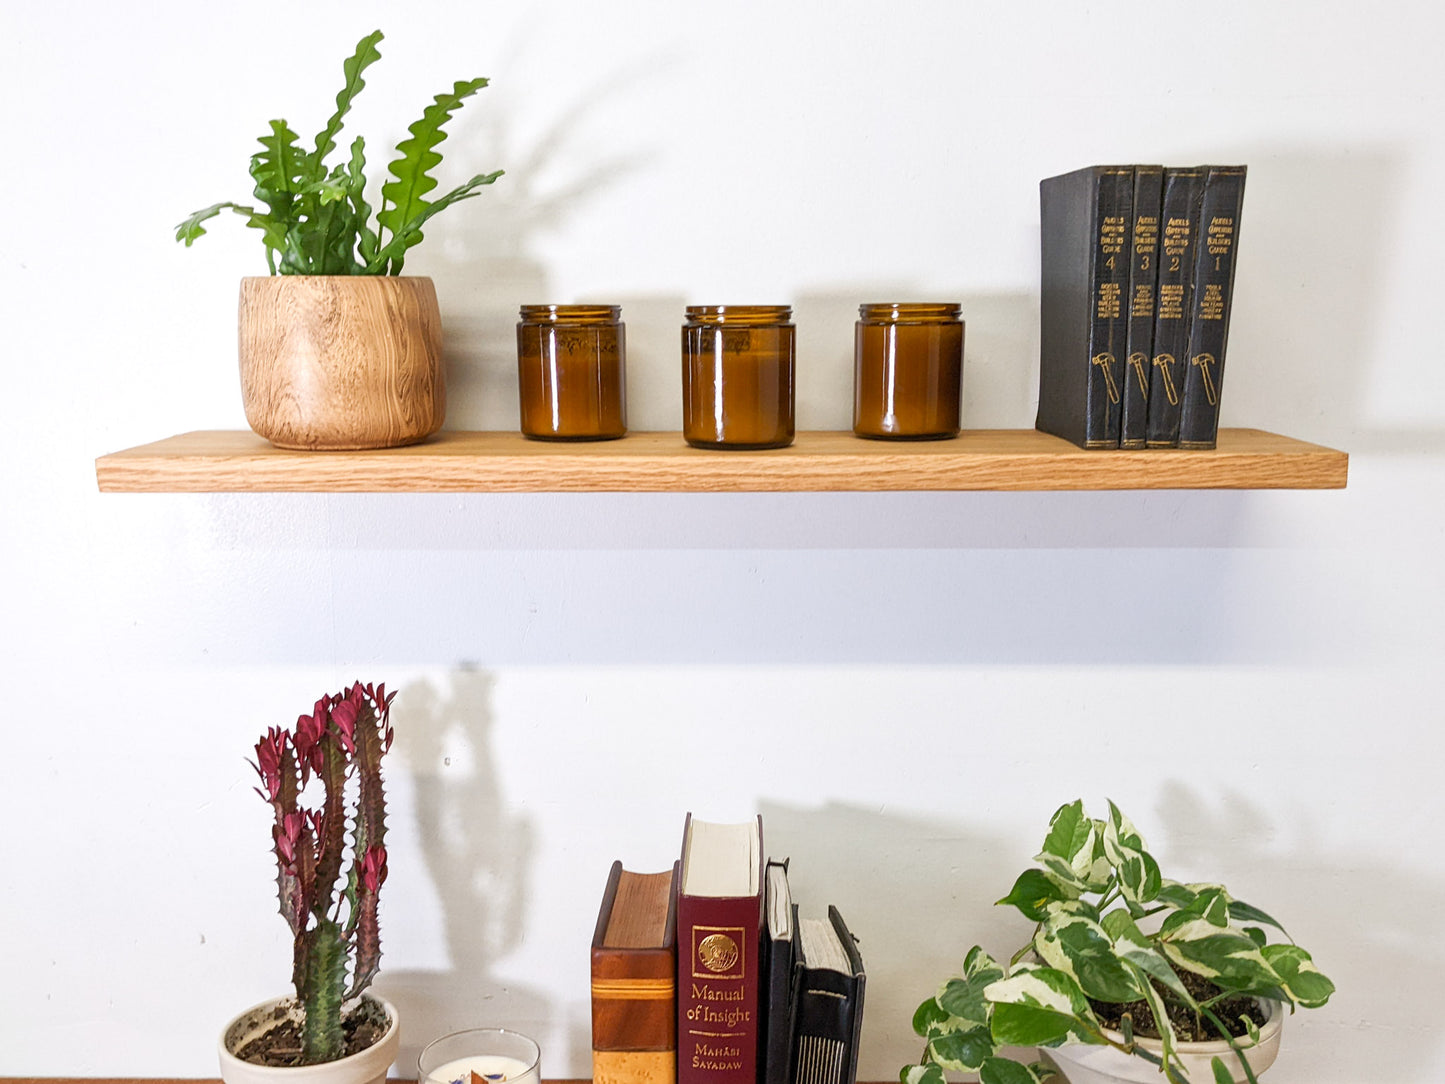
(761, 859, 795, 1084)
(1120, 166, 1164, 449)
(1037, 164, 1135, 449)
(1178, 165, 1247, 449)
(788, 906, 865, 1084)
(1145, 167, 1207, 446)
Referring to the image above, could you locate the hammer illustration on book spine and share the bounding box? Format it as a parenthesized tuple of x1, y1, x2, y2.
(1191, 352, 1219, 406)
(1092, 353, 1121, 404)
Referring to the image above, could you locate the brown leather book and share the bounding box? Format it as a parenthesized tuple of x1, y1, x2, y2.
(592, 860, 681, 1084)
(676, 815, 765, 1084)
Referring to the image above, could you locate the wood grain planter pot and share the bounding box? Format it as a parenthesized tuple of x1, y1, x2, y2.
(218, 995, 400, 1084)
(240, 276, 445, 450)
(1040, 999, 1282, 1084)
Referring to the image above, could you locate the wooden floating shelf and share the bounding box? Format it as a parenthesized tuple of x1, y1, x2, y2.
(95, 428, 1347, 494)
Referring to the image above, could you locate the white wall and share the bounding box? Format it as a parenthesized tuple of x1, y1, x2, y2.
(2, 1, 1442, 1080)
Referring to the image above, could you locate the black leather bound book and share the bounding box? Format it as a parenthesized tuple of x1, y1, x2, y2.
(760, 859, 795, 1084)
(788, 906, 865, 1084)
(1120, 166, 1164, 449)
(1145, 167, 1208, 447)
(1037, 165, 1135, 449)
(1178, 165, 1247, 449)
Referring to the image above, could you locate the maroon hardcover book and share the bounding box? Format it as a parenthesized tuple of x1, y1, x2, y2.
(676, 814, 764, 1084)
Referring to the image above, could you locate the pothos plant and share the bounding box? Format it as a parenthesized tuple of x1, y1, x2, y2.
(903, 800, 1334, 1084)
(250, 682, 396, 1064)
(176, 30, 502, 275)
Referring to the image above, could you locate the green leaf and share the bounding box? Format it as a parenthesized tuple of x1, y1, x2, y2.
(1262, 944, 1336, 1008)
(347, 135, 378, 268)
(250, 119, 307, 211)
(368, 168, 502, 273)
(1210, 1056, 1234, 1084)
(378, 77, 492, 259)
(1034, 909, 1142, 1003)
(311, 30, 384, 175)
(1040, 800, 1090, 863)
(965, 944, 1004, 980)
(1102, 909, 1196, 1006)
(1229, 898, 1289, 936)
(1163, 930, 1279, 992)
(980, 1057, 1047, 1084)
(1155, 881, 1199, 910)
(999, 868, 1076, 921)
(929, 1026, 995, 1072)
(986, 967, 1095, 1047)
(912, 996, 949, 1038)
(175, 201, 256, 245)
(937, 949, 1004, 1029)
(901, 1065, 944, 1084)
(989, 1002, 1078, 1047)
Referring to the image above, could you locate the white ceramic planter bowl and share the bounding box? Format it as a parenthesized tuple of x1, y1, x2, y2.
(218, 995, 400, 1084)
(1041, 1000, 1282, 1084)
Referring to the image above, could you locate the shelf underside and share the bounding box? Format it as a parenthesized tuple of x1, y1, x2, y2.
(95, 428, 1348, 493)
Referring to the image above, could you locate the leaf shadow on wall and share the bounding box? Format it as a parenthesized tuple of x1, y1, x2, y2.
(756, 799, 1025, 1082)
(1151, 782, 1444, 1082)
(403, 42, 665, 432)
(376, 667, 548, 1075)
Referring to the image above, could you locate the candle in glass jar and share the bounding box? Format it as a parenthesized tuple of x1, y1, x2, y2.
(424, 1054, 539, 1084)
(417, 1028, 541, 1084)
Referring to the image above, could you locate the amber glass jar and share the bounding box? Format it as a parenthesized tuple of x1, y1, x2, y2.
(516, 305, 626, 440)
(853, 303, 964, 439)
(681, 305, 795, 449)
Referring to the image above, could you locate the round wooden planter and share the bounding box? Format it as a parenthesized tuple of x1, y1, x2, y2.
(239, 276, 446, 450)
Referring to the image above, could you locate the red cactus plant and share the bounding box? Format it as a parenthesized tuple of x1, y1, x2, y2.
(251, 682, 395, 1063)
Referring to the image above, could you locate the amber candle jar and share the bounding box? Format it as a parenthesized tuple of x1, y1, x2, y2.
(853, 303, 964, 439)
(681, 305, 795, 449)
(516, 305, 626, 440)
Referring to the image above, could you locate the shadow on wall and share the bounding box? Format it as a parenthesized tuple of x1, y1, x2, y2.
(377, 667, 549, 1075)
(1151, 782, 1445, 1083)
(407, 38, 665, 432)
(757, 798, 1025, 1082)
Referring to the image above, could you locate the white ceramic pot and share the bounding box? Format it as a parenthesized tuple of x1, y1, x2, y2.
(1040, 1000, 1282, 1084)
(218, 995, 400, 1084)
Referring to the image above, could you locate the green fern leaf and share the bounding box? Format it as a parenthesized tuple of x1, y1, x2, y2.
(368, 169, 502, 273)
(310, 30, 383, 176)
(174, 202, 255, 245)
(347, 136, 378, 269)
(377, 78, 490, 253)
(250, 119, 307, 209)
(250, 120, 308, 269)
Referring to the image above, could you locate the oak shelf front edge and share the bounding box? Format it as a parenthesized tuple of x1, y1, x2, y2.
(94, 428, 1348, 494)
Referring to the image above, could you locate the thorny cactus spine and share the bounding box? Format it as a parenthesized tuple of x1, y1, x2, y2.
(252, 682, 395, 1064)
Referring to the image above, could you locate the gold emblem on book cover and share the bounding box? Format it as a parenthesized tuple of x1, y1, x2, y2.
(697, 933, 740, 973)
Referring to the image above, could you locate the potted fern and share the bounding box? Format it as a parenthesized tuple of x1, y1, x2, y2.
(176, 31, 502, 450)
(220, 682, 398, 1084)
(903, 800, 1334, 1084)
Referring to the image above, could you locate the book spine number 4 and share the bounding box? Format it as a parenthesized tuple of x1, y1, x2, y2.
(1089, 168, 1134, 447)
